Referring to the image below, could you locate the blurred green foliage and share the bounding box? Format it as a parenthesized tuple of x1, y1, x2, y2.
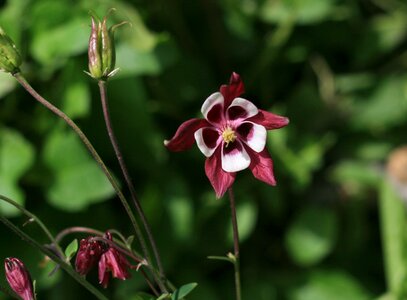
(0, 0, 407, 299)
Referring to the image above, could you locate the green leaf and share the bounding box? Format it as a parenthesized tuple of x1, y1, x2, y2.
(62, 80, 90, 119)
(64, 239, 78, 262)
(168, 196, 193, 241)
(0, 128, 34, 216)
(351, 76, 407, 131)
(157, 294, 171, 300)
(285, 207, 338, 266)
(0, 72, 16, 98)
(43, 129, 115, 211)
(260, 0, 336, 25)
(207, 255, 234, 264)
(131, 292, 155, 300)
(379, 180, 407, 296)
(171, 283, 198, 300)
(31, 17, 89, 65)
(290, 270, 371, 300)
(126, 235, 135, 248)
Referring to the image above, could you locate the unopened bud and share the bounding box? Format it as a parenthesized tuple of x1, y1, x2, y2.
(0, 27, 22, 74)
(87, 11, 126, 80)
(4, 258, 35, 300)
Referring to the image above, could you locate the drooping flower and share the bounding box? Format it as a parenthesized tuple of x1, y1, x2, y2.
(98, 232, 131, 288)
(4, 257, 35, 300)
(75, 237, 104, 276)
(165, 73, 289, 198)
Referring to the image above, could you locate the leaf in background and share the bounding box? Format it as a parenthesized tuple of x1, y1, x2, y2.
(0, 72, 17, 99)
(285, 207, 338, 266)
(31, 17, 89, 66)
(290, 270, 371, 300)
(228, 201, 258, 243)
(171, 283, 198, 300)
(62, 79, 90, 119)
(270, 129, 335, 190)
(0, 0, 29, 44)
(260, 0, 336, 24)
(168, 196, 194, 241)
(351, 76, 407, 131)
(0, 128, 34, 216)
(43, 129, 115, 211)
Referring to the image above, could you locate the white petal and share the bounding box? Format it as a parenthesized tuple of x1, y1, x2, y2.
(201, 92, 224, 122)
(194, 128, 220, 157)
(241, 122, 267, 153)
(227, 97, 259, 120)
(221, 142, 251, 172)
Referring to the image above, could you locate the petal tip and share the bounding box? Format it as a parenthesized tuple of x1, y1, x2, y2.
(163, 140, 169, 146)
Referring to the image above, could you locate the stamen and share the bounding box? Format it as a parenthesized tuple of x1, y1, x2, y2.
(222, 127, 237, 147)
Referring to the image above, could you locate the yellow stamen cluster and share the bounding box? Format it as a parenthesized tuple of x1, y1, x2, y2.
(222, 127, 237, 147)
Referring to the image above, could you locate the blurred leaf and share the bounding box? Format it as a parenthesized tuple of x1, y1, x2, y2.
(228, 201, 258, 243)
(290, 270, 371, 300)
(379, 180, 407, 296)
(168, 196, 194, 241)
(260, 0, 335, 24)
(43, 129, 115, 211)
(351, 76, 407, 131)
(0, 72, 17, 99)
(115, 42, 161, 77)
(285, 207, 338, 266)
(171, 283, 198, 300)
(0, 128, 34, 216)
(330, 161, 382, 195)
(31, 17, 89, 66)
(64, 239, 78, 262)
(62, 79, 90, 119)
(271, 130, 335, 189)
(0, 0, 29, 43)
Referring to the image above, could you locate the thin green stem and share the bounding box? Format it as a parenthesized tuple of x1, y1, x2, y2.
(0, 216, 108, 300)
(13, 73, 147, 267)
(98, 81, 166, 288)
(0, 194, 65, 260)
(228, 187, 242, 300)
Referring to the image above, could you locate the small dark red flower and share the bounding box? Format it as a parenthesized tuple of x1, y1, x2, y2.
(4, 257, 35, 300)
(165, 72, 289, 198)
(75, 237, 104, 276)
(98, 232, 131, 288)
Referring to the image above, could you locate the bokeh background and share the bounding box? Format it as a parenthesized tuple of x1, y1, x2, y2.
(1, 0, 407, 299)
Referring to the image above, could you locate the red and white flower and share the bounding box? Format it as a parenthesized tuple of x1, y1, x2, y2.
(165, 73, 289, 198)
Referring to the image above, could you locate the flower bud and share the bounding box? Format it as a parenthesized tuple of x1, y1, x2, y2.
(75, 237, 104, 275)
(88, 11, 123, 80)
(0, 27, 22, 74)
(4, 258, 35, 300)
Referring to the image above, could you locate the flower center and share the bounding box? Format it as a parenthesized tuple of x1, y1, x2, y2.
(222, 126, 237, 147)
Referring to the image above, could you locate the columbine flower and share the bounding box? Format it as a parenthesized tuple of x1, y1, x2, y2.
(75, 237, 103, 276)
(98, 232, 131, 288)
(165, 73, 289, 198)
(4, 258, 35, 300)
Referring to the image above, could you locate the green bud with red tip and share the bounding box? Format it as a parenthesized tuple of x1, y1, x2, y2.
(87, 10, 126, 81)
(0, 26, 22, 74)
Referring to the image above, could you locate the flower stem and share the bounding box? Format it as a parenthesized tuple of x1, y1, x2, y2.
(12, 73, 148, 269)
(228, 187, 242, 300)
(0, 194, 65, 260)
(98, 81, 166, 282)
(0, 216, 108, 300)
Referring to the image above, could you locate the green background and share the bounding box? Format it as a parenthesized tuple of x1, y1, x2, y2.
(1, 0, 407, 299)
